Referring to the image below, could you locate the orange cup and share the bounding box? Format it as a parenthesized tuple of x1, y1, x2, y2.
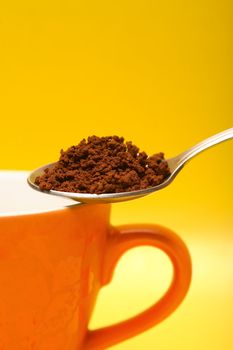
(0, 172, 192, 349)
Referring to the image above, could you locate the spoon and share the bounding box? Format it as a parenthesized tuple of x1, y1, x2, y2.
(28, 128, 233, 204)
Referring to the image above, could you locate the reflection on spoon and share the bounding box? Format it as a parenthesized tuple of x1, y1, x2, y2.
(28, 128, 233, 204)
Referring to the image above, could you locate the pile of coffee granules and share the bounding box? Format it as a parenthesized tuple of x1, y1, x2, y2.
(35, 136, 171, 194)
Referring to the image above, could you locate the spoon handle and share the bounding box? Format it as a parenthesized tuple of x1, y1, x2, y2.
(170, 127, 233, 170)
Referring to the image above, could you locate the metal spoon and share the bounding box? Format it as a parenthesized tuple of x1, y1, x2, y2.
(28, 128, 233, 204)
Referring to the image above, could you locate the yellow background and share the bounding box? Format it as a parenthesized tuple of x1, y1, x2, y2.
(0, 1, 233, 349)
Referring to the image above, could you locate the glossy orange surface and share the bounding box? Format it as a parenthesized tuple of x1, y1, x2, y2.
(0, 204, 191, 349)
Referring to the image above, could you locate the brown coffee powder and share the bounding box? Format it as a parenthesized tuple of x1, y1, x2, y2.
(35, 136, 171, 194)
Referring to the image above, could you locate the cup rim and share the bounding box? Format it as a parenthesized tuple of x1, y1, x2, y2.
(0, 170, 81, 218)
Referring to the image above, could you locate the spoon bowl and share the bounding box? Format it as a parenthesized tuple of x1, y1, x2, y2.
(27, 128, 233, 204)
(28, 162, 171, 204)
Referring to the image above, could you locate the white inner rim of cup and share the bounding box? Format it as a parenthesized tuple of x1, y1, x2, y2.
(0, 171, 79, 217)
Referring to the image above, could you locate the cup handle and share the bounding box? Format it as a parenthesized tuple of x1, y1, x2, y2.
(84, 224, 192, 350)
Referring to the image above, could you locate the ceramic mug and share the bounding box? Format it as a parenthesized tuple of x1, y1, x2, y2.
(0, 171, 192, 350)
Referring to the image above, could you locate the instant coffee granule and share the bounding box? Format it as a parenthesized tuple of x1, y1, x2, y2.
(35, 136, 171, 194)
